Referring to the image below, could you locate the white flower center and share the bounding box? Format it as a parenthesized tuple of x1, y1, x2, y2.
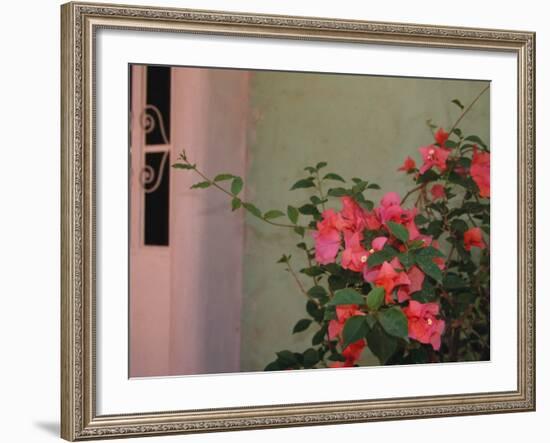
(360, 255, 368, 263)
(427, 318, 433, 326)
(369, 248, 375, 254)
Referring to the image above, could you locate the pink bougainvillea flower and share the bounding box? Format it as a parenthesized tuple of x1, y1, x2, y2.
(430, 184, 446, 201)
(312, 209, 342, 264)
(464, 227, 486, 251)
(434, 128, 449, 148)
(398, 156, 417, 173)
(328, 304, 364, 341)
(341, 339, 366, 365)
(397, 266, 425, 303)
(373, 260, 411, 303)
(340, 196, 366, 232)
(376, 192, 405, 225)
(364, 210, 382, 230)
(342, 231, 369, 273)
(371, 236, 388, 251)
(401, 207, 420, 241)
(380, 192, 401, 207)
(471, 146, 490, 198)
(419, 145, 451, 174)
(328, 339, 367, 368)
(404, 300, 445, 351)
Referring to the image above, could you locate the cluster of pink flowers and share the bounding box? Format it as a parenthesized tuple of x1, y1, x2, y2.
(398, 127, 490, 198)
(314, 192, 447, 366)
(313, 127, 489, 367)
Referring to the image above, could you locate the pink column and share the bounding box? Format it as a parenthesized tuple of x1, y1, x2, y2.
(168, 68, 250, 375)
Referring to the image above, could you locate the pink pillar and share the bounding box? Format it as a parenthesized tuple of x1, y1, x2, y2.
(168, 68, 250, 375)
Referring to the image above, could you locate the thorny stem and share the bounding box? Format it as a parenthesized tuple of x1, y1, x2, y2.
(179, 153, 312, 231)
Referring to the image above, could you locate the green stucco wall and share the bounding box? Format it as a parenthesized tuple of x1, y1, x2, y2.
(240, 71, 490, 372)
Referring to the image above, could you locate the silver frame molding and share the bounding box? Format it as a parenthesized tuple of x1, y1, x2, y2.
(61, 2, 536, 440)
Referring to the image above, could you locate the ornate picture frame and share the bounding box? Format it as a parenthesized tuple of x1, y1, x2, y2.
(61, 2, 535, 440)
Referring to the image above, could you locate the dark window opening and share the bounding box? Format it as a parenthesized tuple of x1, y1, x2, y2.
(146, 66, 171, 145)
(144, 152, 170, 246)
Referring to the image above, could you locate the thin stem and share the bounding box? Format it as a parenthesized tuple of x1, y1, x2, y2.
(304, 249, 320, 287)
(448, 84, 490, 135)
(285, 260, 320, 307)
(183, 156, 311, 231)
(315, 171, 327, 212)
(400, 184, 424, 206)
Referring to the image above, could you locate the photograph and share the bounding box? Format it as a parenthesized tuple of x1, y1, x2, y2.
(129, 64, 491, 377)
(58, 3, 535, 439)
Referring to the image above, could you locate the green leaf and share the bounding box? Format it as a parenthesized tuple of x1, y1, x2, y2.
(328, 288, 364, 306)
(451, 98, 465, 110)
(328, 275, 346, 292)
(366, 287, 385, 311)
(378, 307, 409, 339)
(293, 319, 312, 334)
(264, 209, 285, 220)
(426, 220, 444, 237)
(290, 177, 315, 190)
(367, 183, 381, 190)
(294, 226, 305, 237)
(323, 173, 345, 183)
(327, 187, 348, 197)
(298, 204, 319, 215)
(242, 202, 262, 218)
(443, 273, 468, 290)
(464, 135, 488, 148)
(367, 324, 398, 364)
(303, 348, 319, 368)
(301, 266, 324, 277)
(307, 286, 328, 299)
(190, 181, 211, 189)
(323, 308, 337, 321)
(172, 163, 195, 169)
(416, 246, 445, 259)
(342, 316, 369, 349)
(231, 177, 243, 195)
(416, 255, 443, 282)
(316, 161, 328, 170)
(306, 300, 324, 322)
(264, 360, 282, 371)
(367, 246, 398, 267)
(451, 219, 469, 235)
(417, 169, 439, 184)
(276, 350, 298, 366)
(398, 252, 415, 270)
(452, 127, 463, 138)
(310, 195, 324, 205)
(277, 254, 290, 264)
(312, 329, 326, 345)
(387, 221, 409, 243)
(214, 173, 234, 182)
(231, 197, 241, 211)
(328, 353, 346, 362)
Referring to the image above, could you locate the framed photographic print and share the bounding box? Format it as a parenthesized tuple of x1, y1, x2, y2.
(60, 1, 536, 440)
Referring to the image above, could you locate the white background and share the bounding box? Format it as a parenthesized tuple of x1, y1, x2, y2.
(0, 0, 546, 442)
